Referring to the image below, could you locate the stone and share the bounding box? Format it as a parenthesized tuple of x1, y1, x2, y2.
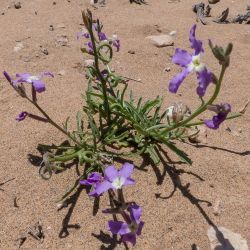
(207, 226, 249, 250)
(146, 34, 174, 47)
(14, 2, 22, 9)
(208, 0, 220, 4)
(55, 35, 69, 47)
(58, 70, 66, 76)
(40, 47, 49, 55)
(169, 30, 177, 36)
(49, 25, 54, 31)
(128, 50, 135, 54)
(164, 67, 171, 72)
(14, 42, 24, 52)
(212, 198, 222, 216)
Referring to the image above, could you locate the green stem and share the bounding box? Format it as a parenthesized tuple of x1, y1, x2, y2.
(88, 23, 111, 125)
(26, 97, 81, 145)
(184, 112, 242, 127)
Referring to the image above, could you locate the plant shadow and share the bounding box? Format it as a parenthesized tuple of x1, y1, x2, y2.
(148, 147, 235, 250)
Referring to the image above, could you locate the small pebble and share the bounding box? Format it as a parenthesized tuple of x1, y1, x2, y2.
(53, 1, 56, 5)
(14, 2, 22, 9)
(40, 47, 49, 55)
(14, 42, 24, 52)
(169, 30, 177, 36)
(58, 70, 66, 76)
(208, 0, 220, 4)
(49, 25, 54, 31)
(213, 198, 222, 216)
(128, 50, 135, 54)
(164, 67, 171, 72)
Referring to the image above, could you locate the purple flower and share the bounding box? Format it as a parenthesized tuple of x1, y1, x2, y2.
(111, 35, 120, 52)
(169, 25, 213, 97)
(14, 72, 54, 93)
(204, 103, 231, 129)
(108, 204, 144, 246)
(3, 71, 13, 83)
(77, 31, 90, 40)
(94, 163, 135, 196)
(80, 172, 102, 196)
(16, 111, 28, 121)
(87, 41, 94, 53)
(98, 32, 107, 41)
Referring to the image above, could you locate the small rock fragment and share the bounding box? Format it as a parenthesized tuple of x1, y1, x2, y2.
(164, 67, 171, 72)
(146, 34, 174, 47)
(14, 42, 24, 52)
(208, 0, 220, 4)
(55, 35, 69, 47)
(212, 198, 222, 216)
(40, 47, 49, 55)
(49, 25, 54, 31)
(14, 2, 22, 9)
(58, 70, 66, 76)
(169, 30, 177, 36)
(128, 50, 135, 54)
(207, 226, 249, 250)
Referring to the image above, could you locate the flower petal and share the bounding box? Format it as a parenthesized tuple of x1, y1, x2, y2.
(119, 163, 134, 179)
(95, 180, 112, 195)
(122, 233, 137, 246)
(204, 103, 231, 129)
(3, 71, 13, 83)
(41, 72, 54, 78)
(123, 177, 135, 186)
(169, 67, 190, 93)
(80, 172, 102, 186)
(189, 24, 203, 55)
(15, 73, 30, 80)
(104, 165, 119, 182)
(172, 48, 192, 67)
(196, 67, 213, 97)
(108, 221, 130, 235)
(16, 111, 28, 122)
(136, 221, 144, 236)
(129, 204, 142, 223)
(32, 79, 46, 93)
(98, 32, 107, 41)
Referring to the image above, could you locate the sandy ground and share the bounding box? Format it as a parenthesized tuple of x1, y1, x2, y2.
(0, 0, 249, 249)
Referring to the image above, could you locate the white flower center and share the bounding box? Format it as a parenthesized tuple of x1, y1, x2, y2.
(188, 54, 205, 72)
(112, 177, 125, 189)
(27, 75, 39, 83)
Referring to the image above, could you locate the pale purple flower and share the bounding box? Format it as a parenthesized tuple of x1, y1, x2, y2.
(169, 24, 213, 97)
(111, 34, 120, 51)
(16, 111, 28, 121)
(94, 163, 135, 196)
(80, 172, 102, 196)
(87, 41, 94, 53)
(14, 72, 54, 93)
(108, 204, 144, 246)
(204, 103, 231, 129)
(77, 31, 90, 40)
(98, 32, 107, 41)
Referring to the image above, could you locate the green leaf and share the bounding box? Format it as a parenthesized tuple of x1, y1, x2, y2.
(163, 141, 192, 165)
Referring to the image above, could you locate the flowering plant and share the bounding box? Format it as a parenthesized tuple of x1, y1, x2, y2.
(3, 10, 245, 246)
